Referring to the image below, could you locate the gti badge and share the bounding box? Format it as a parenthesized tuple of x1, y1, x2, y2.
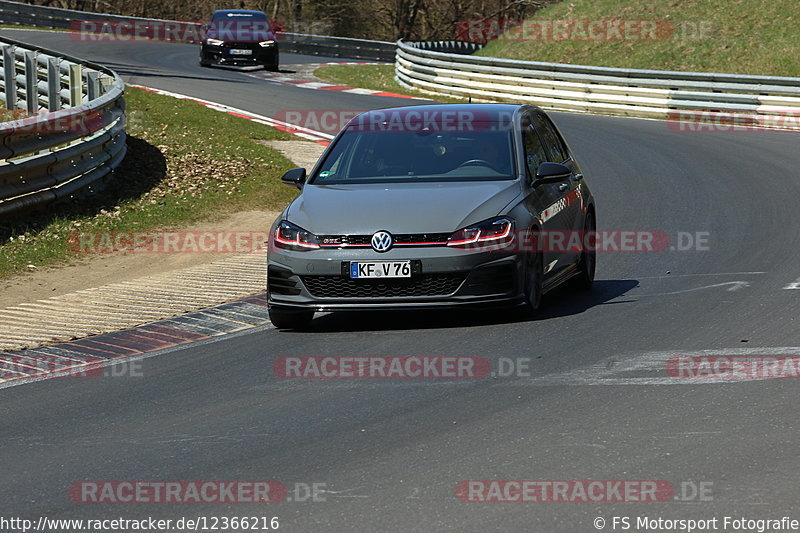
(371, 231, 394, 252)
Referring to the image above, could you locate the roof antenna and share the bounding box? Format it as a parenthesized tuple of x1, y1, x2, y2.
(468, 96, 472, 103)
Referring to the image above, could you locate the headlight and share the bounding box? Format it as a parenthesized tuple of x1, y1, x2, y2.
(447, 217, 514, 249)
(273, 220, 320, 250)
(205, 38, 224, 46)
(259, 40, 276, 47)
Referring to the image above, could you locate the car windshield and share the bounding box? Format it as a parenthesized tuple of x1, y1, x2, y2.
(211, 11, 268, 21)
(310, 125, 516, 184)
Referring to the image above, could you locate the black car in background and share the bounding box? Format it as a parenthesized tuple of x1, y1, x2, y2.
(200, 9, 279, 70)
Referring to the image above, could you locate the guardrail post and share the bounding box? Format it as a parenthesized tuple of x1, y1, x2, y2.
(86, 70, 100, 101)
(99, 75, 113, 96)
(24, 50, 38, 114)
(1, 44, 16, 110)
(68, 63, 82, 106)
(47, 57, 60, 111)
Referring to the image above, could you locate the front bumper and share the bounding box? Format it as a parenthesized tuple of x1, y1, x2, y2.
(267, 245, 524, 312)
(201, 42, 278, 66)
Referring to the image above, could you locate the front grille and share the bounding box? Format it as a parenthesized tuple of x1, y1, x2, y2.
(218, 42, 259, 50)
(301, 273, 466, 298)
(318, 235, 371, 246)
(318, 233, 451, 248)
(208, 41, 274, 63)
(396, 233, 451, 244)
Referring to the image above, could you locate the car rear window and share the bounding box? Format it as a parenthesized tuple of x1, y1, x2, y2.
(212, 11, 268, 21)
(310, 125, 516, 184)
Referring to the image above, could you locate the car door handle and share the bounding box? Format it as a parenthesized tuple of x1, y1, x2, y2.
(558, 183, 569, 191)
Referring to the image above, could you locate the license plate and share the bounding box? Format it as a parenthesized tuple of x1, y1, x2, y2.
(350, 261, 411, 279)
(230, 49, 252, 55)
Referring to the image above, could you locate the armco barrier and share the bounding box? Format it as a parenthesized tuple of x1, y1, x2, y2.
(0, 35, 126, 215)
(395, 40, 800, 129)
(277, 32, 395, 62)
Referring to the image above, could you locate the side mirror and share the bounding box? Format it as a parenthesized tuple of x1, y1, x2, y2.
(532, 162, 571, 188)
(281, 168, 307, 189)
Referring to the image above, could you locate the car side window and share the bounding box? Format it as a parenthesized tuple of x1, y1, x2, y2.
(523, 124, 548, 178)
(532, 114, 569, 163)
(314, 133, 359, 180)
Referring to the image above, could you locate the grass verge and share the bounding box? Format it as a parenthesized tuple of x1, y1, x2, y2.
(0, 25, 62, 31)
(313, 64, 467, 103)
(478, 0, 800, 76)
(0, 109, 26, 122)
(0, 85, 297, 278)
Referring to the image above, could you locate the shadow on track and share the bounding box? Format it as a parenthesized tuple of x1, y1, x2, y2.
(291, 279, 639, 333)
(96, 61, 255, 83)
(0, 136, 167, 242)
(537, 279, 639, 320)
(201, 64, 297, 75)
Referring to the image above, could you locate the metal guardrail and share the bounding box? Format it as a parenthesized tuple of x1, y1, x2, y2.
(407, 41, 484, 55)
(0, 0, 193, 33)
(396, 40, 800, 129)
(278, 33, 395, 62)
(0, 35, 126, 216)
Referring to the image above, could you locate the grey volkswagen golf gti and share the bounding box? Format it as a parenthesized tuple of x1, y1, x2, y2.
(267, 104, 596, 329)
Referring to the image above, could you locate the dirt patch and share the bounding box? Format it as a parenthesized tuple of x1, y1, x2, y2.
(0, 209, 280, 309)
(258, 140, 327, 171)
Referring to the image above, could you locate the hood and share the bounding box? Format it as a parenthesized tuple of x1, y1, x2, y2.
(286, 181, 522, 235)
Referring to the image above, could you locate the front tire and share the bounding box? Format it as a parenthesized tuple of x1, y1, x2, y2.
(268, 307, 314, 330)
(199, 48, 211, 67)
(572, 211, 596, 290)
(520, 238, 544, 316)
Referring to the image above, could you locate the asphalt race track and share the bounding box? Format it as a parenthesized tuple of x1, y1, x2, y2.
(1, 29, 410, 116)
(3, 30, 800, 532)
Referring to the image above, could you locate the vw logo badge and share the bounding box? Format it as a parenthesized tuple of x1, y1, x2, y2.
(371, 231, 394, 253)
